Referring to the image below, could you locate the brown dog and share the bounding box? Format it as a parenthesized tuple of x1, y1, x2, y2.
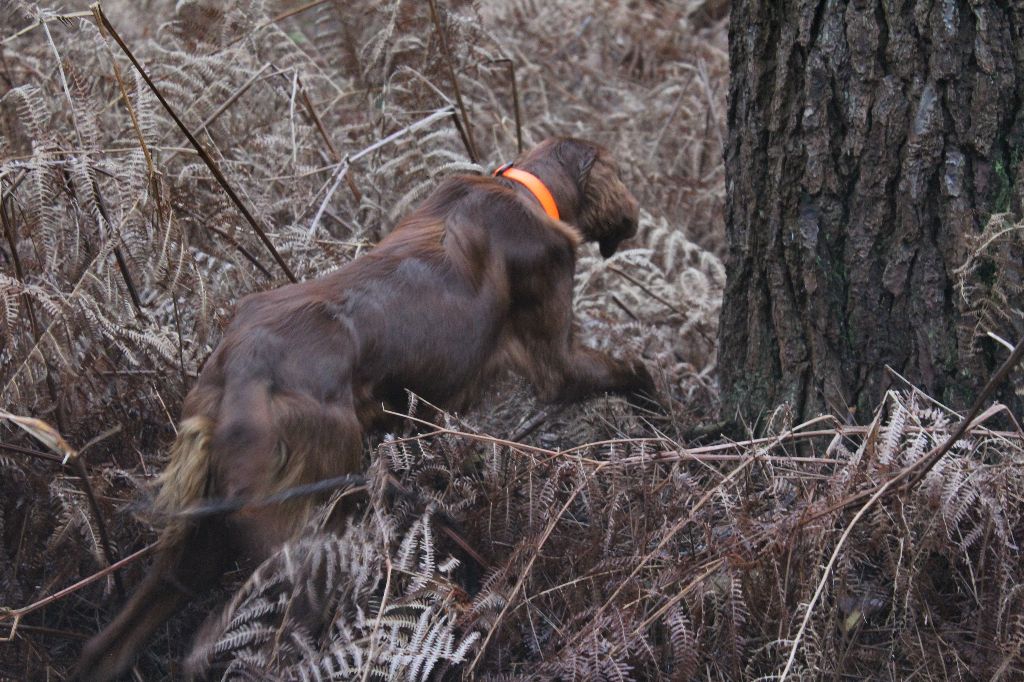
(76, 137, 656, 680)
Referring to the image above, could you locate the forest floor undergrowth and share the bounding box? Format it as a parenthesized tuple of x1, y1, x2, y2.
(2, 1, 1022, 679)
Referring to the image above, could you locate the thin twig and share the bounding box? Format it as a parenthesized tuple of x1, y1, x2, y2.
(649, 73, 695, 162)
(93, 181, 146, 318)
(78, 425, 122, 456)
(426, 0, 478, 162)
(610, 293, 639, 321)
(905, 334, 1024, 488)
(42, 21, 83, 149)
(384, 411, 911, 471)
(296, 76, 361, 202)
(307, 106, 456, 236)
(91, 3, 297, 283)
(383, 408, 566, 458)
(349, 106, 455, 163)
(0, 543, 156, 642)
(607, 265, 718, 347)
(439, 524, 491, 571)
(987, 331, 1016, 352)
(485, 58, 523, 152)
(307, 163, 352, 238)
(203, 63, 271, 130)
(225, 0, 332, 48)
(167, 476, 368, 519)
(607, 265, 683, 315)
(70, 457, 125, 597)
(448, 110, 477, 164)
(382, 426, 852, 467)
(10, 624, 87, 640)
(0, 442, 63, 463)
(102, 28, 156, 182)
(779, 472, 900, 680)
(2, 10, 93, 45)
(801, 335, 1024, 526)
(509, 404, 567, 443)
(163, 63, 272, 164)
(204, 223, 275, 280)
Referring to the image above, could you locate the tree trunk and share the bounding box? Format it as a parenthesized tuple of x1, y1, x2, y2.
(721, 0, 1024, 424)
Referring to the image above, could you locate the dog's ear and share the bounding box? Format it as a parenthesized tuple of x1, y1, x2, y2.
(556, 138, 601, 191)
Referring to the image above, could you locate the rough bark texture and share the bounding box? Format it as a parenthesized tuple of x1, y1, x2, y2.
(721, 0, 1024, 424)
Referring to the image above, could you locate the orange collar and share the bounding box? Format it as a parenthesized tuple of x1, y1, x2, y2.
(493, 163, 560, 221)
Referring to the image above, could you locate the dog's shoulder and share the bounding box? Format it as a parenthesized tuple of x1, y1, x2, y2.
(455, 174, 583, 251)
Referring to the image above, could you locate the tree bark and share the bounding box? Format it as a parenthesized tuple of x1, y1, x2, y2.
(721, 0, 1024, 424)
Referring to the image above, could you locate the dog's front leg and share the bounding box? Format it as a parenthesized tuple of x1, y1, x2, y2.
(543, 345, 658, 407)
(510, 288, 663, 411)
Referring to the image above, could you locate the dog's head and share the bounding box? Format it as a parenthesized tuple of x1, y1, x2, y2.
(573, 141, 640, 258)
(518, 138, 640, 258)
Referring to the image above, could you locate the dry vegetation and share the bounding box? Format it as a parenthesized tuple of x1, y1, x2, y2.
(1, 0, 1022, 680)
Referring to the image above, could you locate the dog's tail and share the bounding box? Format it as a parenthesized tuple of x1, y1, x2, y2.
(151, 416, 214, 539)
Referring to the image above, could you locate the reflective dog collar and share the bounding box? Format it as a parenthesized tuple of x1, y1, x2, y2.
(493, 163, 560, 221)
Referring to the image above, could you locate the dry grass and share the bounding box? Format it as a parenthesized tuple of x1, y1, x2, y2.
(2, 1, 1022, 680)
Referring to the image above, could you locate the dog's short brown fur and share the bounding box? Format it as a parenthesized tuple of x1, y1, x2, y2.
(76, 137, 656, 680)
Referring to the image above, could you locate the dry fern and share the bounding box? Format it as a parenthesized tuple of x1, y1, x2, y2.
(4, 1, 1021, 681)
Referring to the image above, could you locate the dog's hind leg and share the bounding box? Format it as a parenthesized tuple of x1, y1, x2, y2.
(74, 519, 230, 681)
(217, 388, 367, 561)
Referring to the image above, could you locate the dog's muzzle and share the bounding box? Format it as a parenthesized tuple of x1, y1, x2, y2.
(599, 214, 638, 258)
(600, 237, 623, 259)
